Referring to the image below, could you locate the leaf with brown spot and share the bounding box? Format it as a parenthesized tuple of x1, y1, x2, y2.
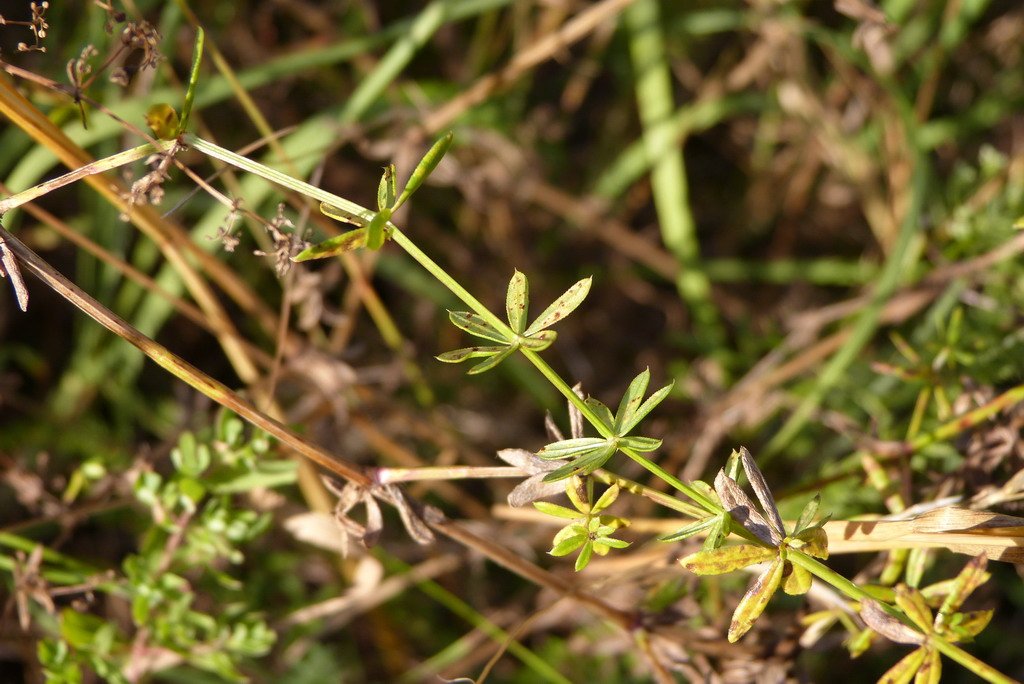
(506, 270, 529, 334)
(738, 447, 785, 538)
(946, 609, 993, 642)
(524, 277, 592, 336)
(939, 554, 989, 618)
(895, 586, 933, 633)
(916, 647, 941, 684)
(877, 646, 927, 684)
(448, 311, 509, 343)
(679, 544, 775, 575)
(293, 227, 368, 261)
(728, 557, 783, 642)
(714, 470, 779, 545)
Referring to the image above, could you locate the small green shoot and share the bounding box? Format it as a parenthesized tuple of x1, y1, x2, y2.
(297, 132, 454, 257)
(534, 477, 630, 571)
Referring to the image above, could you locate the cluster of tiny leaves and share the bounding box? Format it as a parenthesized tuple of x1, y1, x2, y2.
(534, 477, 630, 571)
(38, 416, 283, 683)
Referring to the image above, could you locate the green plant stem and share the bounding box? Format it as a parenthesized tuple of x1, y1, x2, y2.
(930, 636, 1018, 684)
(521, 349, 719, 512)
(185, 135, 721, 513)
(624, 0, 721, 340)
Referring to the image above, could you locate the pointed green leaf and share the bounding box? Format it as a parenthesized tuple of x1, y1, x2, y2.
(435, 346, 508, 363)
(878, 647, 927, 684)
(541, 447, 616, 482)
(585, 397, 615, 430)
(679, 544, 775, 575)
(506, 270, 529, 334)
(524, 277, 592, 336)
(293, 228, 367, 261)
(365, 207, 391, 250)
(725, 449, 742, 481)
(467, 345, 516, 374)
(448, 311, 510, 343)
(395, 131, 454, 208)
(895, 586, 934, 633)
(795, 494, 821, 533)
(619, 381, 674, 435)
(728, 557, 784, 642)
(782, 562, 812, 595)
(378, 164, 396, 211)
(520, 330, 557, 351)
(574, 541, 594, 571)
(552, 522, 586, 546)
(533, 501, 583, 520)
(703, 515, 729, 550)
(592, 484, 620, 514)
(847, 628, 874, 657)
(659, 515, 718, 542)
(537, 437, 610, 460)
(319, 201, 367, 226)
(595, 537, 629, 549)
(550, 534, 588, 557)
(614, 368, 650, 433)
(619, 436, 661, 452)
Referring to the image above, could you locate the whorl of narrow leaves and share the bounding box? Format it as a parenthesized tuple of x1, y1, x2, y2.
(438, 271, 592, 374)
(535, 368, 673, 482)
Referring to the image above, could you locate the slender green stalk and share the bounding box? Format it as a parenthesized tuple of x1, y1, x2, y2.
(624, 0, 721, 339)
(177, 27, 204, 134)
(931, 636, 1017, 684)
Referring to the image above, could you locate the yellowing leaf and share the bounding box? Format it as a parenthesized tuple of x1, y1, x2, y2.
(145, 103, 179, 140)
(293, 228, 367, 261)
(877, 647, 927, 684)
(782, 562, 812, 596)
(728, 557, 783, 642)
(895, 586, 934, 633)
(915, 647, 941, 684)
(679, 544, 775, 575)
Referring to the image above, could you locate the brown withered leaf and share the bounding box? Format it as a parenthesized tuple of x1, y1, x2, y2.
(715, 469, 780, 545)
(738, 446, 786, 538)
(859, 599, 925, 645)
